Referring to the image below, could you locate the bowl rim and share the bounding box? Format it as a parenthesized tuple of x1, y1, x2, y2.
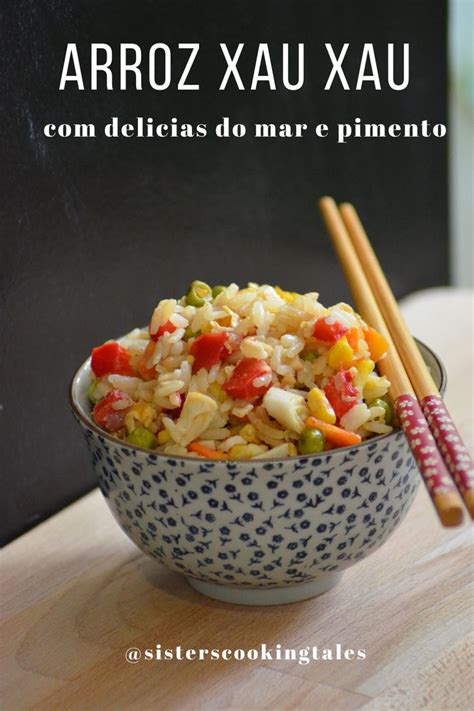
(69, 338, 447, 464)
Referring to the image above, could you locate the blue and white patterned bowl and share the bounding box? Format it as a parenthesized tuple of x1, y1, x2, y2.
(70, 340, 445, 605)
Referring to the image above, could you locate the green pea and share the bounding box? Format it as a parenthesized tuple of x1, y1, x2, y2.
(212, 285, 226, 298)
(126, 426, 157, 450)
(87, 380, 101, 405)
(301, 351, 317, 362)
(183, 326, 200, 341)
(369, 398, 393, 425)
(185, 280, 212, 307)
(298, 427, 325, 455)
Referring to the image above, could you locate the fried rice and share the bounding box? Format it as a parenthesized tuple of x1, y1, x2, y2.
(87, 282, 394, 459)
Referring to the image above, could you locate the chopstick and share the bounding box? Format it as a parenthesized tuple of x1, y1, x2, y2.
(339, 202, 474, 519)
(318, 196, 464, 527)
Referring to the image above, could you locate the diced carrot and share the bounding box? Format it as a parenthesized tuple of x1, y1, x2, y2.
(346, 327, 363, 351)
(305, 417, 362, 447)
(188, 442, 228, 460)
(364, 327, 389, 362)
(137, 341, 156, 381)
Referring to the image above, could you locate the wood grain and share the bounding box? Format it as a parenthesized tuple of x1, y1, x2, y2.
(363, 633, 474, 711)
(1, 291, 473, 711)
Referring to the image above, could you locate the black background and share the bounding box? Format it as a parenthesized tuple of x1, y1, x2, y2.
(1, 0, 448, 545)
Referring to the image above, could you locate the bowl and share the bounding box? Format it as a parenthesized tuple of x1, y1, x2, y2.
(70, 339, 446, 605)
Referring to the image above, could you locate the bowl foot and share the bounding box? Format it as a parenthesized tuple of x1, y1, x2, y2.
(187, 573, 343, 606)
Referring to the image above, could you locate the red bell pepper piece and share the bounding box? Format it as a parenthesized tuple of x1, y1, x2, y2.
(313, 317, 348, 344)
(92, 390, 131, 432)
(324, 369, 359, 419)
(149, 319, 177, 342)
(91, 342, 135, 377)
(189, 332, 240, 373)
(223, 358, 272, 400)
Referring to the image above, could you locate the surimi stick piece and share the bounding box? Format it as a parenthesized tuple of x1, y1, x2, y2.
(339, 202, 474, 519)
(319, 196, 464, 527)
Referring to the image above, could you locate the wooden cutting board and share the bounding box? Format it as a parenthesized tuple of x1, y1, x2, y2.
(2, 289, 473, 710)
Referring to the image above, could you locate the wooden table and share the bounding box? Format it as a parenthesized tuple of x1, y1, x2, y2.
(2, 289, 473, 710)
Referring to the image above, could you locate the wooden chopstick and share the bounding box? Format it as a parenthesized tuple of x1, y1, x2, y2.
(319, 196, 464, 527)
(339, 202, 474, 519)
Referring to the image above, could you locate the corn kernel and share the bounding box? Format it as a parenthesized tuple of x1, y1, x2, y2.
(363, 373, 390, 400)
(327, 336, 354, 369)
(288, 443, 298, 456)
(187, 355, 195, 365)
(125, 400, 155, 431)
(240, 424, 261, 444)
(208, 382, 227, 403)
(158, 429, 171, 445)
(363, 377, 379, 399)
(274, 286, 299, 303)
(354, 358, 375, 388)
(200, 323, 212, 334)
(228, 443, 268, 460)
(307, 387, 336, 424)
